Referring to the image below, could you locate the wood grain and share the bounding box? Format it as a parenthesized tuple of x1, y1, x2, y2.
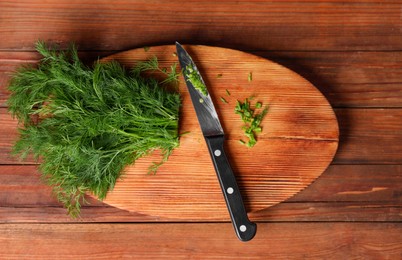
(1, 1, 401, 51)
(288, 164, 402, 203)
(264, 51, 402, 108)
(3, 201, 402, 223)
(335, 108, 402, 164)
(1, 223, 402, 259)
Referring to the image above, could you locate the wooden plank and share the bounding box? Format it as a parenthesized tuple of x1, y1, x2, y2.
(288, 164, 402, 202)
(251, 201, 402, 222)
(262, 51, 402, 108)
(2, 51, 402, 108)
(335, 108, 402, 164)
(1, 223, 401, 259)
(2, 108, 402, 165)
(0, 207, 160, 223)
(0, 109, 20, 164)
(1, 201, 401, 223)
(1, 165, 401, 222)
(0, 1, 401, 51)
(2, 202, 402, 223)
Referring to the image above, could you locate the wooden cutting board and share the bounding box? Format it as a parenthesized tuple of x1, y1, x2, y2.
(99, 45, 339, 220)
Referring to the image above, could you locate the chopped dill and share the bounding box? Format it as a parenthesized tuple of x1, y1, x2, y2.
(184, 64, 208, 96)
(235, 98, 268, 148)
(248, 72, 253, 82)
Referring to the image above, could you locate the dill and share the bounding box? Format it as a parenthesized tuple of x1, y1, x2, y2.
(184, 64, 208, 96)
(248, 72, 253, 82)
(7, 41, 181, 217)
(235, 98, 268, 148)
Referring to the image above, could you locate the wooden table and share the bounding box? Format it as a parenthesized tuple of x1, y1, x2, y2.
(1, 1, 401, 258)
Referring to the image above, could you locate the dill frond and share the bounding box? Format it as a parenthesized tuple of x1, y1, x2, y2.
(7, 41, 181, 217)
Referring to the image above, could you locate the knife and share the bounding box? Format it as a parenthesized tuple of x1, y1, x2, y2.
(176, 42, 257, 242)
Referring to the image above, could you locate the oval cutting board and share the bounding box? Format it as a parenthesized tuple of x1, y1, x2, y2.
(99, 45, 339, 220)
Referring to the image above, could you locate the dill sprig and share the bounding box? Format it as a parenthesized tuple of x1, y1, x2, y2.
(7, 41, 181, 217)
(133, 56, 180, 86)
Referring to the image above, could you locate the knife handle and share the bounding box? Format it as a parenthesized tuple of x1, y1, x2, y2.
(205, 135, 257, 242)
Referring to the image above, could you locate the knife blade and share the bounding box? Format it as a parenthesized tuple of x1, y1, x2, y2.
(176, 42, 257, 242)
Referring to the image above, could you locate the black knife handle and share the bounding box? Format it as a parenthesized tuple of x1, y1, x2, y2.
(205, 135, 257, 242)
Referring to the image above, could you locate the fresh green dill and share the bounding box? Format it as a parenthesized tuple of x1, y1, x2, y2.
(184, 64, 208, 96)
(248, 72, 253, 82)
(7, 41, 181, 217)
(235, 98, 268, 147)
(132, 56, 180, 86)
(220, 97, 228, 104)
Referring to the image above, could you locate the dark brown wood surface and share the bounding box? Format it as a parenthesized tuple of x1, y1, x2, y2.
(1, 0, 401, 258)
